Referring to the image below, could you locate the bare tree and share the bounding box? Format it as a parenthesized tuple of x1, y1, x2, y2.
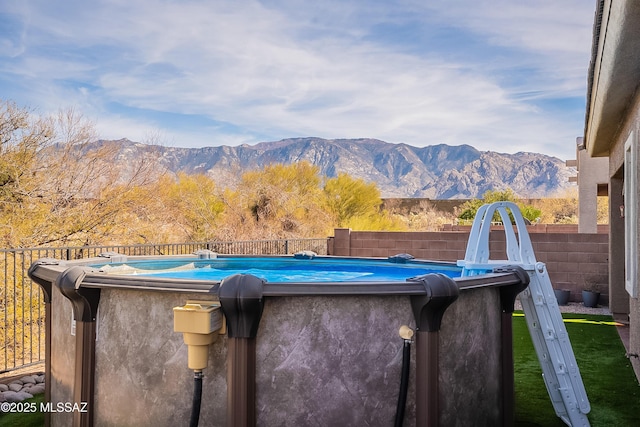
(0, 101, 162, 247)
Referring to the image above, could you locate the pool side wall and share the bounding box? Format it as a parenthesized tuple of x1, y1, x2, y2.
(50, 285, 76, 427)
(48, 284, 504, 426)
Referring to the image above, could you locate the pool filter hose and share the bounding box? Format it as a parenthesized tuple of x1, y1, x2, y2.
(190, 371, 203, 427)
(394, 338, 412, 427)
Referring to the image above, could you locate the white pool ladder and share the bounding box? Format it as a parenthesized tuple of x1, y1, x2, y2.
(458, 201, 590, 427)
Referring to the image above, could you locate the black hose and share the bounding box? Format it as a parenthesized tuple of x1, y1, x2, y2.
(189, 370, 203, 427)
(394, 339, 411, 427)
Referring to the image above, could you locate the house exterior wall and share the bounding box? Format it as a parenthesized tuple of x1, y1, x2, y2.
(581, 0, 640, 382)
(603, 83, 640, 379)
(609, 174, 627, 314)
(329, 228, 609, 305)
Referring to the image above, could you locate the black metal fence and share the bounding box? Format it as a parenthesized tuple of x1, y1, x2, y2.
(0, 238, 328, 374)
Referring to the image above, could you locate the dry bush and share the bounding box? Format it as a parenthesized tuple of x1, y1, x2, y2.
(396, 200, 456, 231)
(596, 196, 609, 224)
(532, 188, 578, 224)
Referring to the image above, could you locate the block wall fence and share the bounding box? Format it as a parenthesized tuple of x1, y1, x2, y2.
(328, 227, 609, 304)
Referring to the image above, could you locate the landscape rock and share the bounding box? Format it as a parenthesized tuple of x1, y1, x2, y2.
(1, 391, 17, 402)
(0, 373, 46, 402)
(20, 375, 36, 384)
(2, 390, 33, 402)
(16, 391, 33, 400)
(8, 383, 23, 392)
(29, 384, 45, 395)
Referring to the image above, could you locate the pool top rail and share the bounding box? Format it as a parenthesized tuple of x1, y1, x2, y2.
(28, 253, 527, 297)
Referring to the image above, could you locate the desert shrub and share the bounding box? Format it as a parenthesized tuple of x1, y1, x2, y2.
(457, 189, 541, 223)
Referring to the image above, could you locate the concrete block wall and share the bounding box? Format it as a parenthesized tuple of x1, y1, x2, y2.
(441, 224, 610, 234)
(330, 228, 609, 303)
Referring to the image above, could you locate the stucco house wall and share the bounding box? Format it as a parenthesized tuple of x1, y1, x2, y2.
(598, 86, 640, 379)
(582, 0, 640, 380)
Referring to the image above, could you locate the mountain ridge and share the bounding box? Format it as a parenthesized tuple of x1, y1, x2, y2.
(100, 137, 574, 198)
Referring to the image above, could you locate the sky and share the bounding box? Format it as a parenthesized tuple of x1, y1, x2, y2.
(0, 0, 596, 160)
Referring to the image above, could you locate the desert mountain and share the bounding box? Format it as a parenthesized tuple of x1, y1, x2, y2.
(98, 137, 574, 199)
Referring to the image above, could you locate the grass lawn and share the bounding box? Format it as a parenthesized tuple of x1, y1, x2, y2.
(0, 394, 44, 427)
(514, 312, 640, 426)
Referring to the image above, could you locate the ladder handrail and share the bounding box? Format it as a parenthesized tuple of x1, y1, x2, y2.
(463, 201, 536, 265)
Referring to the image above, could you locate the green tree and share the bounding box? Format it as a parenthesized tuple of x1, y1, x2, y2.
(324, 173, 381, 226)
(323, 173, 405, 230)
(457, 189, 541, 223)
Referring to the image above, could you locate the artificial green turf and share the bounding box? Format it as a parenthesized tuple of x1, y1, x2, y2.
(0, 394, 44, 427)
(514, 312, 640, 427)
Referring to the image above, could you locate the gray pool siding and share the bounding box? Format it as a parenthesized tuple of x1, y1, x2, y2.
(49, 287, 76, 427)
(48, 284, 504, 426)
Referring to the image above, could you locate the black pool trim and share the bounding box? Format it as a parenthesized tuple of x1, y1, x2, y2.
(29, 254, 468, 293)
(73, 270, 525, 296)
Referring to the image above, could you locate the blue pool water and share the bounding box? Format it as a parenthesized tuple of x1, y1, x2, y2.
(93, 257, 463, 283)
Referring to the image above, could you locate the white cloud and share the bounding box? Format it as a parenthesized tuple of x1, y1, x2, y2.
(417, 1, 593, 88)
(0, 0, 596, 159)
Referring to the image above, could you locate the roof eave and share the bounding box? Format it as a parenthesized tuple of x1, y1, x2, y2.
(584, 0, 640, 157)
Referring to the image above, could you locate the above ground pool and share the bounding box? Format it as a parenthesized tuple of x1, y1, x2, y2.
(28, 250, 527, 427)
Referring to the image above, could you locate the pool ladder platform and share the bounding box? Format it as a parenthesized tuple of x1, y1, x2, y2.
(458, 202, 590, 427)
